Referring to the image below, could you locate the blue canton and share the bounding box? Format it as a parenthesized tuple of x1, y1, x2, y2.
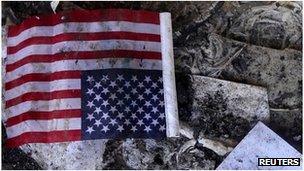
(81, 69, 166, 139)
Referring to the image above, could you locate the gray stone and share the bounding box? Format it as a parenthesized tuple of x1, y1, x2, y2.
(191, 75, 269, 121)
(175, 34, 302, 110)
(19, 140, 107, 169)
(228, 2, 302, 50)
(270, 108, 302, 152)
(217, 122, 302, 170)
(182, 75, 269, 141)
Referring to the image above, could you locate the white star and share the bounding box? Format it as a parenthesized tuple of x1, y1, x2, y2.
(102, 88, 109, 94)
(101, 100, 109, 107)
(151, 83, 158, 88)
(137, 119, 144, 126)
(86, 126, 94, 134)
(159, 89, 164, 95)
(159, 125, 165, 132)
(109, 106, 117, 113)
(159, 113, 165, 119)
(94, 119, 102, 127)
(101, 112, 109, 120)
(101, 75, 109, 82)
(131, 75, 138, 82)
(144, 125, 152, 133)
(158, 77, 163, 83)
(151, 107, 158, 114)
(94, 107, 102, 114)
(151, 119, 159, 126)
(94, 94, 102, 102)
(124, 94, 130, 100)
(86, 76, 94, 82)
(124, 119, 131, 125)
(94, 81, 102, 89)
(109, 93, 117, 100)
(117, 100, 124, 107)
(87, 101, 94, 108)
(101, 125, 110, 132)
(130, 100, 137, 107)
(138, 82, 144, 88)
(86, 113, 95, 121)
(159, 101, 164, 107)
(124, 107, 131, 113)
(117, 74, 124, 81)
(152, 95, 158, 101)
(117, 112, 124, 119)
(86, 88, 94, 96)
(109, 81, 116, 88)
(137, 107, 144, 114)
(109, 118, 117, 126)
(117, 87, 124, 93)
(144, 101, 152, 107)
(144, 113, 151, 120)
(131, 125, 137, 132)
(124, 81, 131, 88)
(131, 113, 137, 119)
(144, 76, 152, 83)
(144, 88, 151, 95)
(138, 94, 144, 101)
(117, 125, 124, 132)
(131, 88, 137, 94)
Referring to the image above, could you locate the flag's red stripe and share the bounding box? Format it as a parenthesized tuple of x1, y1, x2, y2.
(6, 50, 162, 73)
(6, 90, 81, 108)
(5, 109, 82, 127)
(5, 130, 82, 148)
(8, 9, 160, 37)
(5, 71, 81, 91)
(8, 32, 161, 54)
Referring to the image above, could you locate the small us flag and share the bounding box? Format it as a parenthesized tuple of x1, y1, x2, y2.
(4, 9, 179, 148)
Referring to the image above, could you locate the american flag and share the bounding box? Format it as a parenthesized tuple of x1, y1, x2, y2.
(4, 9, 178, 148)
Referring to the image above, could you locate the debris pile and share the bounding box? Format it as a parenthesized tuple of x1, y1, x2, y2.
(1, 1, 302, 169)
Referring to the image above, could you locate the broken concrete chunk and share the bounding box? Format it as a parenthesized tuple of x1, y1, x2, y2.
(19, 140, 107, 169)
(197, 136, 233, 156)
(217, 122, 302, 170)
(175, 33, 302, 110)
(228, 2, 302, 50)
(223, 43, 302, 110)
(190, 75, 269, 125)
(270, 108, 302, 151)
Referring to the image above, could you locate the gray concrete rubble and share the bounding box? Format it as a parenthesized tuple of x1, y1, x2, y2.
(217, 122, 302, 170)
(177, 74, 270, 142)
(20, 140, 108, 169)
(227, 2, 302, 50)
(175, 32, 302, 150)
(191, 75, 269, 123)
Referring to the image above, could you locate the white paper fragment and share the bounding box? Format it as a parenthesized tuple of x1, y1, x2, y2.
(160, 13, 180, 137)
(50, 1, 60, 13)
(217, 122, 302, 170)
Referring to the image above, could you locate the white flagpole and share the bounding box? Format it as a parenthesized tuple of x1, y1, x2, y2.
(160, 12, 180, 137)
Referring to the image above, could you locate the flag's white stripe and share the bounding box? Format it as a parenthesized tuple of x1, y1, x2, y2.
(5, 79, 81, 101)
(7, 40, 161, 65)
(6, 118, 81, 138)
(8, 21, 160, 47)
(6, 58, 162, 83)
(6, 98, 81, 118)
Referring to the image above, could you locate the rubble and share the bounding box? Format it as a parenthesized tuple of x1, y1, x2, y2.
(227, 2, 302, 50)
(1, 1, 302, 169)
(177, 75, 269, 141)
(217, 122, 302, 170)
(19, 140, 107, 169)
